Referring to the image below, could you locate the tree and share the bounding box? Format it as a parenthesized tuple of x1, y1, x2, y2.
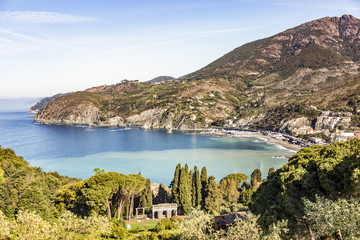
(155, 183, 171, 203)
(55, 180, 85, 216)
(304, 196, 360, 239)
(170, 164, 181, 204)
(139, 178, 152, 208)
(221, 173, 248, 186)
(204, 176, 221, 213)
(250, 168, 262, 189)
(251, 138, 360, 236)
(188, 169, 194, 207)
(268, 167, 275, 176)
(200, 166, 208, 208)
(17, 185, 56, 220)
(219, 178, 240, 206)
(239, 181, 254, 206)
(126, 174, 147, 220)
(93, 168, 105, 175)
(191, 170, 196, 207)
(178, 167, 192, 214)
(194, 166, 202, 207)
(81, 172, 123, 219)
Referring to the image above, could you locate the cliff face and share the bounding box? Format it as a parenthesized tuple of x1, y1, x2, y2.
(34, 15, 360, 130)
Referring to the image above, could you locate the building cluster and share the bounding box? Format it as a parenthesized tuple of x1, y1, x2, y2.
(291, 110, 357, 143)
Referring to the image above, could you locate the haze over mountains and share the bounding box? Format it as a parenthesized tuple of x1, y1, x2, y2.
(34, 15, 360, 132)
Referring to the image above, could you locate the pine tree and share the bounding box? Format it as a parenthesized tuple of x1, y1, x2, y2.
(171, 164, 181, 204)
(200, 166, 208, 208)
(204, 176, 220, 213)
(194, 166, 202, 207)
(179, 167, 192, 214)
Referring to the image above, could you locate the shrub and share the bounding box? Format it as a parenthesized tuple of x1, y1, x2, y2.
(0, 211, 10, 239)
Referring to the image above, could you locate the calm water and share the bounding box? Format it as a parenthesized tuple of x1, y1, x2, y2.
(0, 112, 292, 184)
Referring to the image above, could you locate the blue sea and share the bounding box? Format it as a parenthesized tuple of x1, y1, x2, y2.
(0, 112, 292, 185)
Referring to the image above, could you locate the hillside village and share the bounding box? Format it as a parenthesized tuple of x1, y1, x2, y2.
(203, 108, 360, 148)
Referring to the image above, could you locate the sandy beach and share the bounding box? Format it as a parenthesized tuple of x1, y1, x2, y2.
(235, 133, 302, 152)
(187, 131, 302, 153)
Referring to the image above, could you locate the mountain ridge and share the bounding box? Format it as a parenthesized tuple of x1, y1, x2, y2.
(34, 15, 360, 132)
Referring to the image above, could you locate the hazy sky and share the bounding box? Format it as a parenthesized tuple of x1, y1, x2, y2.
(1, 0, 359, 98)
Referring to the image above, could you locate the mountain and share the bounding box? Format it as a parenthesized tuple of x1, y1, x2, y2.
(29, 93, 70, 113)
(34, 15, 360, 131)
(147, 76, 175, 84)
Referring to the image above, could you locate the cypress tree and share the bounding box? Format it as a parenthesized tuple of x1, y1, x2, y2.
(179, 167, 192, 214)
(139, 178, 152, 208)
(204, 176, 221, 213)
(185, 164, 189, 175)
(268, 167, 275, 176)
(171, 164, 181, 204)
(251, 168, 262, 189)
(194, 166, 202, 207)
(200, 166, 208, 208)
(191, 170, 196, 207)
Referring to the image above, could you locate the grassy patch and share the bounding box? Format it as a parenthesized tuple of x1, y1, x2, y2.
(129, 220, 159, 231)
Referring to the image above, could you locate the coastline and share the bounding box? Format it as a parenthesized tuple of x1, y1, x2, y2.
(235, 134, 301, 152)
(186, 131, 302, 153)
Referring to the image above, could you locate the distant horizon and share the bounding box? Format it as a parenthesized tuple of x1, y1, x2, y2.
(1, 0, 360, 98)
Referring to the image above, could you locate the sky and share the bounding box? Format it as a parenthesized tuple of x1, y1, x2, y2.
(0, 0, 360, 99)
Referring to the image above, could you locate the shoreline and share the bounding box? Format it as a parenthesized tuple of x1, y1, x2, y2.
(235, 134, 301, 152)
(186, 132, 302, 153)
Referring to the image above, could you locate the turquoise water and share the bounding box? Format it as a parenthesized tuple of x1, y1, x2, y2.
(0, 112, 292, 184)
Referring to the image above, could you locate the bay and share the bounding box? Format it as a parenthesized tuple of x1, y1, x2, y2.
(0, 112, 291, 185)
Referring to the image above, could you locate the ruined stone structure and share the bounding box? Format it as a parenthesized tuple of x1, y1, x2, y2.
(151, 203, 177, 219)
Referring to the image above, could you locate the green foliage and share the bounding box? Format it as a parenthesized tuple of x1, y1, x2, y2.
(93, 168, 105, 175)
(215, 213, 261, 240)
(17, 185, 57, 220)
(0, 147, 78, 219)
(140, 178, 153, 208)
(251, 138, 360, 234)
(0, 210, 110, 240)
(170, 164, 181, 204)
(304, 195, 360, 239)
(0, 210, 10, 239)
(154, 218, 177, 233)
(111, 219, 128, 239)
(55, 180, 85, 216)
(200, 167, 208, 209)
(179, 167, 192, 214)
(268, 167, 275, 176)
(177, 207, 214, 239)
(250, 168, 262, 190)
(194, 166, 202, 207)
(220, 173, 248, 186)
(219, 178, 240, 206)
(204, 176, 221, 213)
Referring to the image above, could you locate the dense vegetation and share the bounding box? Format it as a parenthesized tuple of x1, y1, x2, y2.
(251, 138, 360, 239)
(1, 138, 360, 239)
(0, 147, 77, 220)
